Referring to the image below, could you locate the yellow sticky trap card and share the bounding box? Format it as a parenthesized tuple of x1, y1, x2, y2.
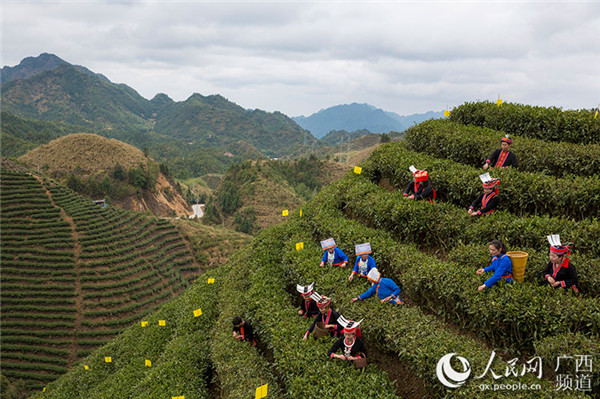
(497, 98, 503, 106)
(141, 321, 148, 327)
(145, 359, 152, 367)
(255, 383, 268, 399)
(158, 320, 166, 326)
(84, 365, 89, 370)
(207, 278, 215, 284)
(353, 166, 362, 174)
(444, 110, 451, 117)
(595, 110, 598, 119)
(193, 308, 202, 317)
(171, 396, 185, 399)
(43, 388, 46, 392)
(105, 357, 112, 363)
(282, 210, 289, 216)
(295, 242, 304, 251)
(299, 209, 303, 217)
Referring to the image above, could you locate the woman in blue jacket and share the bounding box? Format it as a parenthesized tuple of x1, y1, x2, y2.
(348, 242, 377, 282)
(351, 269, 404, 305)
(476, 240, 513, 291)
(319, 238, 349, 268)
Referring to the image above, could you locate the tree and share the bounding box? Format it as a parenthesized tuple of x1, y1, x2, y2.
(203, 196, 222, 225)
(159, 162, 170, 176)
(66, 173, 81, 192)
(234, 207, 257, 234)
(112, 163, 125, 181)
(99, 176, 112, 195)
(380, 133, 391, 143)
(128, 165, 147, 189)
(218, 180, 241, 215)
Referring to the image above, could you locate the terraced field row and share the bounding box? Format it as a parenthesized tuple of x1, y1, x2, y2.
(1, 172, 76, 390)
(0, 170, 201, 389)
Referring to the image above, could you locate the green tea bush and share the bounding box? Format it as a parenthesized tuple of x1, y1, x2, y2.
(364, 141, 600, 220)
(450, 101, 600, 144)
(279, 216, 585, 397)
(404, 119, 600, 178)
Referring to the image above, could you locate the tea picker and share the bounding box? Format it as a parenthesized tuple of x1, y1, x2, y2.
(302, 295, 342, 340)
(348, 242, 377, 282)
(232, 316, 257, 347)
(483, 134, 517, 170)
(543, 234, 579, 295)
(468, 173, 500, 216)
(476, 240, 513, 291)
(327, 317, 367, 368)
(296, 282, 319, 318)
(319, 238, 349, 268)
(351, 269, 404, 305)
(403, 165, 436, 203)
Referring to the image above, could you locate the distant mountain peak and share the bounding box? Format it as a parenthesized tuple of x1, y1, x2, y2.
(1, 53, 109, 84)
(292, 104, 444, 139)
(292, 103, 405, 139)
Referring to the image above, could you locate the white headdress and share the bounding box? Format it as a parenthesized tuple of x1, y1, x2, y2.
(320, 238, 336, 250)
(296, 282, 315, 295)
(338, 315, 363, 333)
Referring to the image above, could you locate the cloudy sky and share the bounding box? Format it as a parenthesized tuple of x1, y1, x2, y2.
(2, 1, 599, 117)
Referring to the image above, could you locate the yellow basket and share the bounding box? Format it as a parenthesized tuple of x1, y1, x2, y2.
(507, 251, 529, 282)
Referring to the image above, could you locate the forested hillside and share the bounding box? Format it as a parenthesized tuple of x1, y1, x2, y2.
(0, 55, 317, 179)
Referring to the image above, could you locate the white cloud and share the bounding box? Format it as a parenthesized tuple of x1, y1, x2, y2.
(2, 1, 598, 116)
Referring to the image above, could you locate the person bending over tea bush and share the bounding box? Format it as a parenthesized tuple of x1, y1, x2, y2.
(403, 165, 436, 203)
(476, 240, 513, 291)
(296, 282, 319, 318)
(303, 296, 343, 340)
(232, 316, 256, 347)
(351, 269, 404, 305)
(328, 318, 367, 369)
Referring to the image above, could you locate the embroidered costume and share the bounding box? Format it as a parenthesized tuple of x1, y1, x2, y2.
(485, 136, 517, 169)
(233, 320, 256, 346)
(356, 269, 404, 305)
(404, 165, 436, 203)
(306, 297, 342, 337)
(544, 235, 579, 294)
(351, 243, 377, 278)
(297, 282, 320, 318)
(320, 238, 349, 267)
(328, 318, 367, 363)
(328, 337, 367, 359)
(469, 173, 500, 216)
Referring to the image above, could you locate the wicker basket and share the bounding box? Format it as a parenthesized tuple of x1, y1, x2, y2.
(314, 322, 329, 339)
(507, 251, 529, 282)
(353, 353, 367, 369)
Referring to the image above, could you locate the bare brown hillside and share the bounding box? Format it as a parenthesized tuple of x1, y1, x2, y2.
(19, 133, 150, 175)
(19, 133, 190, 217)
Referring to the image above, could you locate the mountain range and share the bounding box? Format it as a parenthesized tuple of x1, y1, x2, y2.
(1, 54, 316, 179)
(1, 53, 441, 178)
(293, 103, 443, 139)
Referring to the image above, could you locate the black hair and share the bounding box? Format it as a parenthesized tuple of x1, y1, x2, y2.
(489, 240, 507, 254)
(232, 316, 242, 326)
